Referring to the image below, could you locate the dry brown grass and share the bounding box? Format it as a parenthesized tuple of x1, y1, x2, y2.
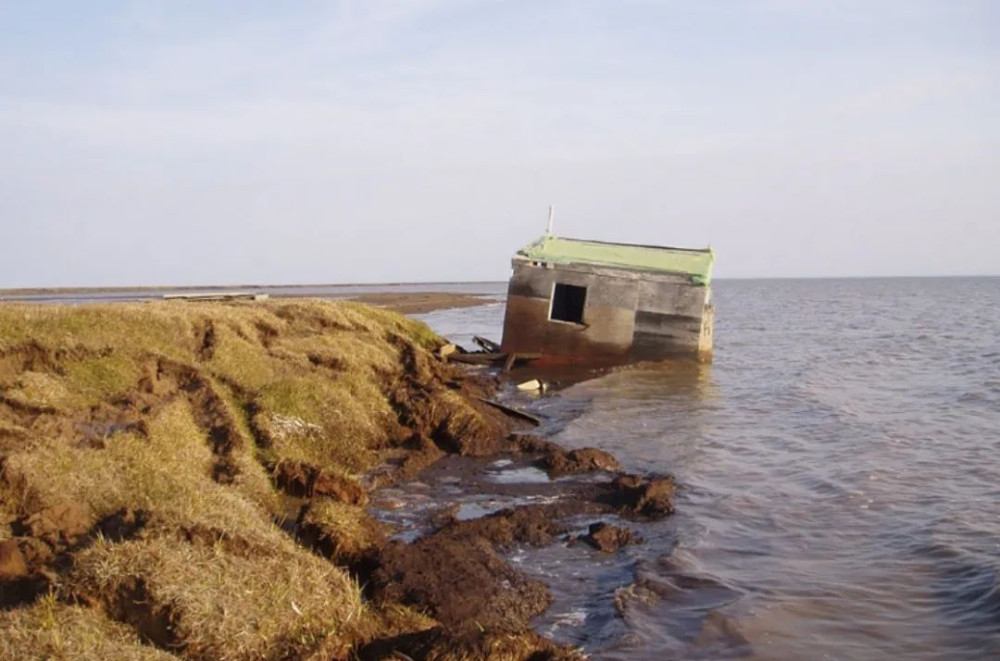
(68, 536, 365, 661)
(299, 499, 387, 566)
(5, 399, 281, 543)
(0, 299, 461, 659)
(0, 594, 180, 660)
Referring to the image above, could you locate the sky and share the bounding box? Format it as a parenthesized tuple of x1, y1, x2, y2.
(1, 0, 998, 287)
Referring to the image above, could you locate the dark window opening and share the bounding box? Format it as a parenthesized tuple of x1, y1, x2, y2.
(550, 283, 587, 324)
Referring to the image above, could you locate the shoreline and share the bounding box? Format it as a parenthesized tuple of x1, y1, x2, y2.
(0, 298, 667, 661)
(0, 282, 503, 297)
(346, 292, 500, 314)
(6, 275, 996, 301)
(0, 290, 499, 315)
(0, 281, 502, 295)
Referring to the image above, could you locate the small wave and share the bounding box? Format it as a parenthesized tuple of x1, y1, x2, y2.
(612, 557, 749, 659)
(913, 542, 1000, 632)
(957, 390, 997, 405)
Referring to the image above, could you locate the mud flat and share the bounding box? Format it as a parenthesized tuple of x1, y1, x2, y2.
(0, 299, 673, 660)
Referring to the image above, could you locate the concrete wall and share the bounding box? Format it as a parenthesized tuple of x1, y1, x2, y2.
(501, 258, 711, 363)
(631, 275, 708, 359)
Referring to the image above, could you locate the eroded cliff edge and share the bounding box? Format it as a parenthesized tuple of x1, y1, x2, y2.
(0, 300, 673, 660)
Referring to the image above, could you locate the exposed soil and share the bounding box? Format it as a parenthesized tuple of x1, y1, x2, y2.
(355, 626, 580, 661)
(341, 440, 675, 656)
(0, 539, 28, 579)
(372, 534, 551, 634)
(272, 460, 369, 503)
(512, 433, 623, 474)
(577, 522, 643, 553)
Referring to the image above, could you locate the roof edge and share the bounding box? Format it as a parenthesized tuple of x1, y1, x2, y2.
(515, 234, 714, 284)
(519, 235, 713, 255)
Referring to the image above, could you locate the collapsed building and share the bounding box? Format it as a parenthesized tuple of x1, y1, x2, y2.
(501, 235, 715, 364)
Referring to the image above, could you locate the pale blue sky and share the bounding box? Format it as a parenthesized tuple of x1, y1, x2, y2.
(2, 1, 997, 286)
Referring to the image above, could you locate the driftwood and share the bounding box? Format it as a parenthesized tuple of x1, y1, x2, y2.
(472, 335, 502, 353)
(447, 351, 540, 367)
(448, 352, 506, 365)
(476, 397, 542, 426)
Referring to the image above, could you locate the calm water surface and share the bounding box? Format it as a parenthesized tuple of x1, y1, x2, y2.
(418, 278, 1000, 660)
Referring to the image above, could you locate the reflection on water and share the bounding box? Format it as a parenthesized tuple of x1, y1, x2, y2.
(418, 277, 1000, 661)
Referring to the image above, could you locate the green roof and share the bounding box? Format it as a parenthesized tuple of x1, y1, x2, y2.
(516, 236, 714, 284)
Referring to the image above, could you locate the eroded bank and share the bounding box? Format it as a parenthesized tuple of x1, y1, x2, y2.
(0, 300, 674, 661)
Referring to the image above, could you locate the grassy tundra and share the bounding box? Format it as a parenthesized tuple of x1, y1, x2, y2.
(0, 300, 532, 660)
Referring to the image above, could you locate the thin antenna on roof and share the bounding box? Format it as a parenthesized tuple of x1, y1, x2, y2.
(546, 205, 555, 236)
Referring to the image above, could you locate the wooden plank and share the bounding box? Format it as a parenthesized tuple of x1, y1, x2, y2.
(472, 335, 502, 353)
(448, 352, 506, 365)
(476, 397, 542, 426)
(504, 352, 518, 372)
(448, 352, 542, 367)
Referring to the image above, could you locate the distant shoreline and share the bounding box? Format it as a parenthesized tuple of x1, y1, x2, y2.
(0, 286, 500, 315)
(0, 281, 505, 297)
(3, 274, 998, 299)
(347, 292, 500, 314)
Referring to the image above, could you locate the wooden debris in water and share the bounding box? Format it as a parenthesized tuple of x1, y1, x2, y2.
(472, 335, 502, 353)
(476, 397, 542, 426)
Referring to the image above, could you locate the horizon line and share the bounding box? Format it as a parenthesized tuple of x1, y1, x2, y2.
(2, 273, 999, 296)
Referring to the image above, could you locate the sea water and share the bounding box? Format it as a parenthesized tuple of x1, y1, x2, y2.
(417, 277, 1000, 661)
